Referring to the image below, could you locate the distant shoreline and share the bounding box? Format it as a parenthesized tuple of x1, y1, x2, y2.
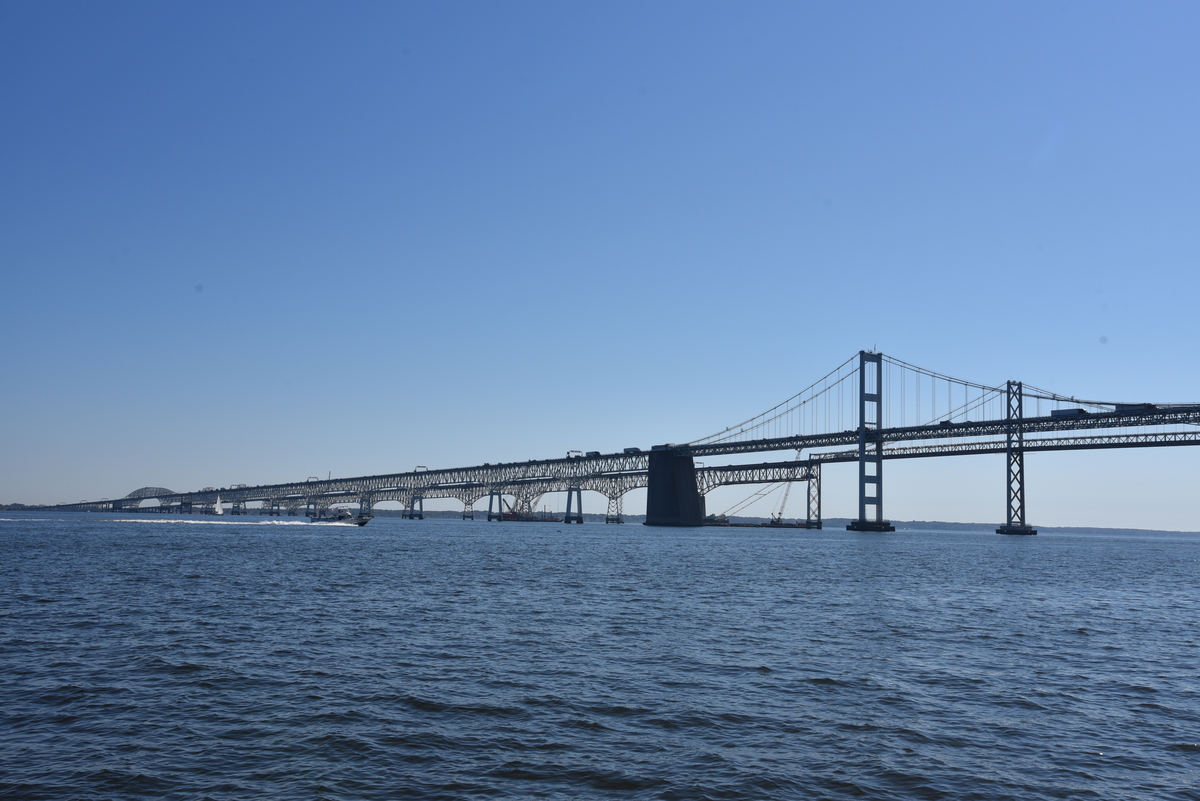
(362, 509, 1200, 535)
(7, 505, 1195, 536)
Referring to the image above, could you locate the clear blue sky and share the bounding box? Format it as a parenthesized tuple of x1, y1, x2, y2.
(3, 2, 1198, 528)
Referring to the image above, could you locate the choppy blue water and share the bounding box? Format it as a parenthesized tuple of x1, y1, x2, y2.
(1, 513, 1197, 800)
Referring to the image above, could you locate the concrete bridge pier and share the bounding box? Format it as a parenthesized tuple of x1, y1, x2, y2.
(563, 487, 584, 524)
(486, 492, 504, 521)
(645, 449, 705, 527)
(404, 496, 425, 520)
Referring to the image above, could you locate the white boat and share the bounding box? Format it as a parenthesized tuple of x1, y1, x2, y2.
(214, 494, 223, 515)
(307, 508, 372, 526)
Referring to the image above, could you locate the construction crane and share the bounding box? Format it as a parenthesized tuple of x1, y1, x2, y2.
(770, 481, 792, 525)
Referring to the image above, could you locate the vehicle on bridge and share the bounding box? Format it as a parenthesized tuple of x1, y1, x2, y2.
(41, 351, 1200, 536)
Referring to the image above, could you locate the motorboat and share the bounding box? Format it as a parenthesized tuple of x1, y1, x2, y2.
(306, 508, 372, 526)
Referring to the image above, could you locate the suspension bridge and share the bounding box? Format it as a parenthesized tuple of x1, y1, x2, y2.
(41, 352, 1200, 533)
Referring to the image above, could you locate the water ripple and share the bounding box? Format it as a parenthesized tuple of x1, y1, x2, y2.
(1, 515, 1197, 799)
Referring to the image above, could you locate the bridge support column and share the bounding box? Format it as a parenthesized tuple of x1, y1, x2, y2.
(848, 351, 895, 532)
(645, 450, 705, 527)
(998, 380, 1037, 535)
(514, 492, 541, 520)
(405, 497, 424, 520)
(804, 462, 823, 529)
(462, 501, 475, 520)
(605, 493, 624, 524)
(563, 487, 584, 524)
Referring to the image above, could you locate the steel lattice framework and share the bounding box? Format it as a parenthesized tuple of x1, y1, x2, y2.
(39, 351, 1200, 531)
(677, 405, 1200, 459)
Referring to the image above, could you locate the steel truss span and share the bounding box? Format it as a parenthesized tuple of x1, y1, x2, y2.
(42, 351, 1200, 531)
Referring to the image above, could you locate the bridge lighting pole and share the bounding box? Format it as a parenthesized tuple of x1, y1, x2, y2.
(848, 351, 895, 531)
(997, 381, 1037, 535)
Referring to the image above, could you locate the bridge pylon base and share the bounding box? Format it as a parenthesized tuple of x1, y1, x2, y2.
(801, 521, 823, 529)
(486, 492, 504, 521)
(644, 451, 705, 527)
(847, 520, 895, 532)
(996, 524, 1037, 535)
(563, 487, 584, 524)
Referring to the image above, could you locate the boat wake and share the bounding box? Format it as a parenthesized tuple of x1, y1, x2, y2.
(106, 518, 347, 526)
(1, 517, 362, 527)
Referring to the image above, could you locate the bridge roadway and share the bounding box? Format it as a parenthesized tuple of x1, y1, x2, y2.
(677, 404, 1200, 459)
(43, 403, 1200, 528)
(651, 403, 1200, 528)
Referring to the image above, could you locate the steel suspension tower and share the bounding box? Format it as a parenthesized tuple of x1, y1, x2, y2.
(997, 380, 1037, 535)
(847, 351, 895, 531)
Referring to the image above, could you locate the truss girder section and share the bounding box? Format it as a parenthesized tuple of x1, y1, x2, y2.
(48, 409, 1200, 513)
(695, 460, 816, 495)
(49, 454, 652, 512)
(800, 431, 1200, 464)
(680, 405, 1200, 459)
